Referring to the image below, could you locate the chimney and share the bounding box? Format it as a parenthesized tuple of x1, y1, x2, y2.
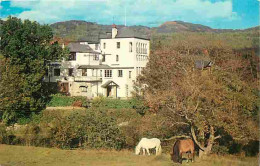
(112, 24, 118, 39)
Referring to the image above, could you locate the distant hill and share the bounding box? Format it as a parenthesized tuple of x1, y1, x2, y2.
(48, 20, 259, 42)
(50, 20, 151, 42)
(154, 21, 215, 33)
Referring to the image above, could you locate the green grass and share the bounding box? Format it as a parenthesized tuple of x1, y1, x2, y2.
(46, 95, 89, 107)
(0, 145, 258, 166)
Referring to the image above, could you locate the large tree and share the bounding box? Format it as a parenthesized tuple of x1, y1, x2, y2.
(139, 34, 259, 156)
(0, 17, 65, 123)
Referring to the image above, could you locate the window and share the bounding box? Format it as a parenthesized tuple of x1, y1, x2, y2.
(82, 69, 87, 76)
(69, 68, 74, 76)
(118, 70, 123, 77)
(95, 44, 98, 50)
(116, 55, 119, 62)
(129, 42, 132, 52)
(102, 55, 106, 62)
(117, 42, 120, 49)
(93, 54, 99, 61)
(100, 70, 102, 77)
(129, 71, 132, 78)
(92, 69, 94, 76)
(54, 69, 60, 76)
(105, 70, 112, 77)
(103, 43, 106, 49)
(80, 86, 88, 92)
(69, 52, 76, 61)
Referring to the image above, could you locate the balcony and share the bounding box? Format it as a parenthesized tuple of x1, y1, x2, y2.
(74, 76, 102, 82)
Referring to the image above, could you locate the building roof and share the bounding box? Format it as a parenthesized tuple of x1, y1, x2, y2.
(78, 65, 111, 69)
(99, 27, 150, 40)
(101, 80, 119, 88)
(116, 27, 149, 40)
(195, 60, 213, 69)
(67, 43, 99, 53)
(78, 65, 134, 69)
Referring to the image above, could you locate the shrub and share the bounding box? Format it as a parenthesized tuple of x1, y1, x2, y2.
(0, 123, 7, 144)
(212, 145, 229, 155)
(47, 94, 90, 107)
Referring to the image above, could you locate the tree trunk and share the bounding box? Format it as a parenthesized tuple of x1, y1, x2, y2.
(191, 125, 216, 158)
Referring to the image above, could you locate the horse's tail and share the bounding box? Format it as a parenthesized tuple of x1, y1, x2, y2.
(157, 144, 162, 155)
(172, 140, 180, 162)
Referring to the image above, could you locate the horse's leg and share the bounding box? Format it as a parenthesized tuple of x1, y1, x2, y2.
(142, 148, 146, 155)
(179, 152, 182, 164)
(146, 148, 150, 155)
(192, 151, 195, 162)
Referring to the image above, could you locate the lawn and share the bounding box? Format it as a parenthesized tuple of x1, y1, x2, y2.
(0, 145, 258, 166)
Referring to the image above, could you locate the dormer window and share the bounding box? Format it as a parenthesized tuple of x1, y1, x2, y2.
(69, 52, 76, 61)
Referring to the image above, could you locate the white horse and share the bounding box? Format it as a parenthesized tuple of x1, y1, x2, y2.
(135, 138, 162, 155)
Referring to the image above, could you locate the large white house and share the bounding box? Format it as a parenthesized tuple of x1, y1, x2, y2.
(46, 24, 150, 98)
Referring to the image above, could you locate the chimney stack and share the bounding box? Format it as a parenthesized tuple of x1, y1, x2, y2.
(112, 24, 118, 39)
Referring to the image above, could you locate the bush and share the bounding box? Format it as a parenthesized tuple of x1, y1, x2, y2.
(91, 97, 148, 111)
(212, 145, 229, 155)
(0, 123, 7, 144)
(47, 94, 90, 107)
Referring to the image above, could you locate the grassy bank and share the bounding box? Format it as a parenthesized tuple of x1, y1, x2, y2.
(0, 145, 258, 166)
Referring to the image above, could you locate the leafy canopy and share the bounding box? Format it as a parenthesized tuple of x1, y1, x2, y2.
(0, 16, 66, 124)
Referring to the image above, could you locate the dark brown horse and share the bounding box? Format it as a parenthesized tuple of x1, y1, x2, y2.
(171, 139, 195, 164)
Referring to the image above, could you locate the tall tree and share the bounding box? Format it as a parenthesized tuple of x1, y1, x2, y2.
(139, 35, 259, 156)
(0, 17, 65, 123)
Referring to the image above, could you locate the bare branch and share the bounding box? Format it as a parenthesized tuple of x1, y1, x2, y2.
(214, 135, 221, 140)
(163, 135, 191, 141)
(191, 125, 206, 151)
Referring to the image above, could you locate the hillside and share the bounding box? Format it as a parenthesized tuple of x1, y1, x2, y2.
(49, 20, 258, 42)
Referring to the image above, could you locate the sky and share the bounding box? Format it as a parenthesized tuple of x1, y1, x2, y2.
(0, 0, 259, 29)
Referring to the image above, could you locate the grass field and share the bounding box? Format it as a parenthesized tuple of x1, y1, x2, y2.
(0, 145, 258, 166)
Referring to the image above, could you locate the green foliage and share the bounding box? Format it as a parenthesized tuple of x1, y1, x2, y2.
(243, 141, 259, 156)
(91, 97, 146, 110)
(3, 109, 125, 150)
(46, 94, 90, 107)
(212, 145, 229, 155)
(0, 16, 66, 124)
(0, 123, 7, 144)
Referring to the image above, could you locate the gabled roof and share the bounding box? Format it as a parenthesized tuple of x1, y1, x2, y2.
(101, 80, 119, 88)
(67, 43, 99, 53)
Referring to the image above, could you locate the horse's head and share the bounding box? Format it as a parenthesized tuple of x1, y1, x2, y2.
(135, 145, 140, 155)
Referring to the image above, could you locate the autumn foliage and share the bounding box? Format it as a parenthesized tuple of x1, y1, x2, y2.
(139, 33, 259, 156)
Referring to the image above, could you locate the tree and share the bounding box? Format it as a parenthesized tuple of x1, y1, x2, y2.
(139, 34, 259, 157)
(0, 17, 66, 124)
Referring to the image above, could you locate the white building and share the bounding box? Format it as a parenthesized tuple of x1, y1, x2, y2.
(46, 24, 150, 98)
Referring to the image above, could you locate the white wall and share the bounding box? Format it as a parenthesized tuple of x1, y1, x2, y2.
(46, 38, 150, 98)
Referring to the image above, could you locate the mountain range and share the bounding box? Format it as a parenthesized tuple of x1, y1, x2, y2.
(19, 20, 260, 42)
